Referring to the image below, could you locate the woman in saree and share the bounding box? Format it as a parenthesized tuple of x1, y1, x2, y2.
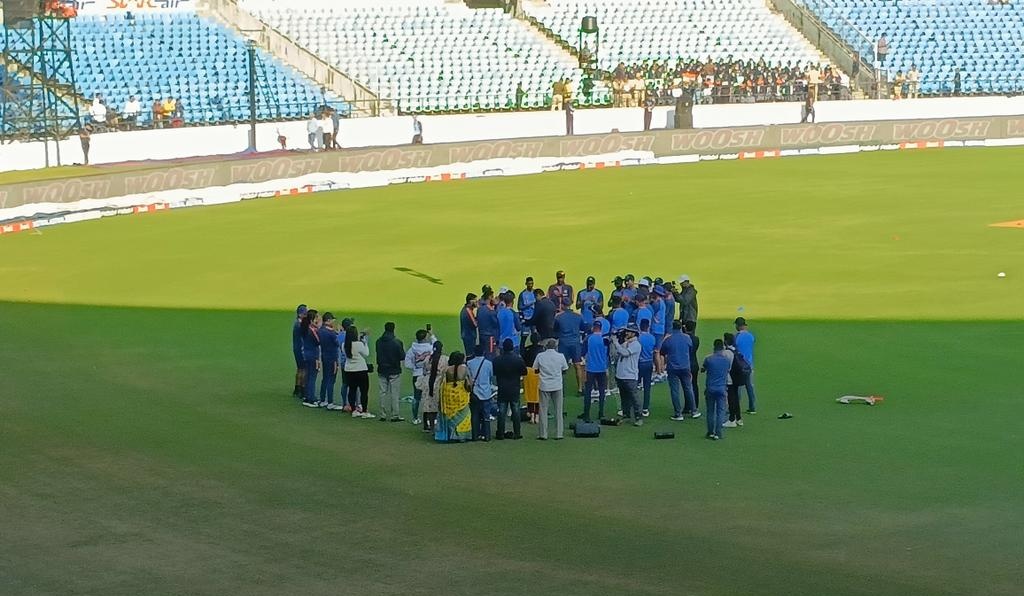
(436, 351, 472, 442)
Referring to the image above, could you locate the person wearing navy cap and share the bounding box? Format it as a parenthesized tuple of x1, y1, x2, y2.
(650, 285, 668, 381)
(517, 277, 537, 347)
(292, 304, 308, 397)
(576, 276, 603, 328)
(608, 276, 625, 307)
(547, 270, 574, 313)
(477, 287, 499, 360)
(621, 275, 637, 312)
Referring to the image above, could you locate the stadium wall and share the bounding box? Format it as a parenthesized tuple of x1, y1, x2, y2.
(1, 96, 1022, 172)
(3, 114, 1023, 213)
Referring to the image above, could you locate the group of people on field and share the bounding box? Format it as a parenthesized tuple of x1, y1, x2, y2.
(290, 271, 758, 442)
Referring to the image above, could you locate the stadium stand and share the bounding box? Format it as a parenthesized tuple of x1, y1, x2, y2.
(68, 13, 347, 126)
(240, 0, 582, 113)
(802, 0, 1024, 95)
(522, 0, 834, 104)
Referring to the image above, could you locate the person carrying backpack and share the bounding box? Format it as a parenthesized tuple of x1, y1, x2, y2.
(723, 333, 751, 428)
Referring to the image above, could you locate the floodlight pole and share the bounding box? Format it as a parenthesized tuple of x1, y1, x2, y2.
(246, 39, 257, 152)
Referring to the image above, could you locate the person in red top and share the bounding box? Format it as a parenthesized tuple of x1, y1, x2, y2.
(547, 270, 574, 313)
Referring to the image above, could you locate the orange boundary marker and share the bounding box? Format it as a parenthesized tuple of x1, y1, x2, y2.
(990, 219, 1024, 229)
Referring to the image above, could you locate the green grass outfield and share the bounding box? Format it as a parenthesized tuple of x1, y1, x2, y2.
(2, 148, 1023, 596)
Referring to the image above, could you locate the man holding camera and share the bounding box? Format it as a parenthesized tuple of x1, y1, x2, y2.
(612, 325, 643, 426)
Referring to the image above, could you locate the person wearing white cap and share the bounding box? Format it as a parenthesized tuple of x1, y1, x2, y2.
(676, 275, 698, 330)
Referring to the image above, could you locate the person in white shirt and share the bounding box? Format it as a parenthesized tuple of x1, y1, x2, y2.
(306, 113, 319, 151)
(907, 65, 920, 99)
(343, 324, 374, 418)
(89, 98, 107, 127)
(533, 339, 568, 440)
(123, 95, 140, 128)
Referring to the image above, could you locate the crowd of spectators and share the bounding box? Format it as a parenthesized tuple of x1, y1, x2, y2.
(604, 57, 852, 106)
(86, 93, 186, 131)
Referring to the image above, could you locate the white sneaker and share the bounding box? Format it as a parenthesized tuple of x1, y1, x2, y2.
(412, 418, 422, 425)
(351, 410, 361, 418)
(641, 409, 650, 418)
(318, 401, 328, 408)
(361, 412, 376, 419)
(302, 402, 318, 408)
(736, 419, 744, 427)
(326, 404, 342, 411)
(671, 415, 685, 421)
(616, 410, 624, 417)
(690, 411, 702, 419)
(590, 390, 601, 398)
(723, 421, 737, 428)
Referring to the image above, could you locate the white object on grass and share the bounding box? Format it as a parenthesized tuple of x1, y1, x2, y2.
(997, 272, 1006, 278)
(837, 395, 885, 406)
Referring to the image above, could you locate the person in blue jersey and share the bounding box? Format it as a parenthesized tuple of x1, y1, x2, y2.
(636, 277, 652, 305)
(609, 295, 629, 332)
(576, 276, 603, 327)
(497, 291, 521, 350)
(660, 320, 699, 420)
(662, 280, 677, 336)
(701, 339, 731, 440)
(319, 313, 343, 410)
(554, 304, 584, 396)
(734, 317, 757, 413)
(634, 294, 653, 330)
(476, 287, 499, 359)
(637, 319, 656, 418)
(466, 345, 495, 441)
(620, 274, 637, 313)
(650, 285, 668, 381)
(684, 320, 701, 413)
(608, 276, 625, 308)
(581, 320, 609, 422)
(299, 309, 322, 408)
(517, 276, 537, 347)
(292, 304, 308, 397)
(459, 293, 479, 357)
(547, 270, 574, 313)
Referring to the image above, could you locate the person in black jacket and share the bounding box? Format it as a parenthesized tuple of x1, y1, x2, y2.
(375, 322, 406, 422)
(685, 320, 701, 411)
(528, 289, 557, 340)
(493, 338, 528, 440)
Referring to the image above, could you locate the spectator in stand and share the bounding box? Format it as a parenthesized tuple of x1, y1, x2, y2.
(562, 77, 573, 107)
(807, 65, 820, 102)
(412, 115, 423, 144)
(318, 111, 330, 149)
(122, 95, 140, 129)
(643, 91, 655, 131)
(329, 107, 341, 149)
(565, 100, 574, 135)
(550, 78, 564, 111)
(953, 68, 962, 96)
(172, 97, 184, 120)
(162, 97, 176, 122)
(515, 82, 526, 109)
(892, 70, 905, 99)
(151, 97, 163, 128)
(907, 65, 920, 99)
(876, 33, 889, 67)
(89, 96, 107, 127)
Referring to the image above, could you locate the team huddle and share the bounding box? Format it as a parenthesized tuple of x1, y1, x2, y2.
(290, 271, 758, 442)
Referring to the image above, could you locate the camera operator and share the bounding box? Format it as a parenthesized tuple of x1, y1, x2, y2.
(611, 325, 643, 426)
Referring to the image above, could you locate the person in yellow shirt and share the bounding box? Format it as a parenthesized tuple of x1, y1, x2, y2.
(162, 97, 176, 119)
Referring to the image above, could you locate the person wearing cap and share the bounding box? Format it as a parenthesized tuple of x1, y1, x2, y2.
(477, 288, 499, 360)
(608, 276, 625, 308)
(554, 304, 584, 396)
(497, 291, 521, 350)
(662, 282, 677, 337)
(466, 345, 495, 441)
(319, 313, 342, 410)
(517, 277, 537, 347)
(581, 320, 610, 422)
(701, 339, 731, 440)
(376, 322, 406, 422)
(292, 304, 308, 397)
(609, 295, 629, 333)
(734, 317, 757, 413)
(460, 293, 479, 358)
(612, 325, 643, 426)
(677, 275, 698, 329)
(576, 276, 603, 328)
(547, 271, 574, 314)
(621, 275, 637, 313)
(521, 332, 543, 423)
(636, 277, 652, 305)
(533, 338, 568, 440)
(722, 333, 743, 428)
(650, 286, 668, 381)
(660, 320, 698, 420)
(492, 338, 527, 440)
(637, 319, 656, 418)
(299, 309, 322, 408)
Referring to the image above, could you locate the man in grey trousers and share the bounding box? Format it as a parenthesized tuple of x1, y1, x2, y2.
(375, 322, 405, 422)
(533, 339, 568, 440)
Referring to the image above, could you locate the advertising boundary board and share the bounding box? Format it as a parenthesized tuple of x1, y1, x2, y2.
(2, 115, 1023, 211)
